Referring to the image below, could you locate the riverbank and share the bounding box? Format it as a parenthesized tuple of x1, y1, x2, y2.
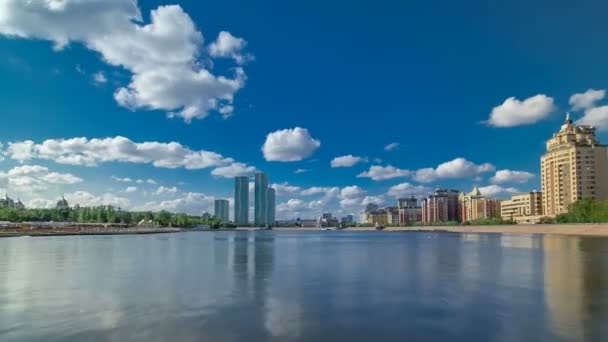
(340, 223, 608, 237)
(0, 227, 185, 238)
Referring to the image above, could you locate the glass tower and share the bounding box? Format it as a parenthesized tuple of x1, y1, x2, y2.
(234, 176, 249, 225)
(254, 172, 268, 226)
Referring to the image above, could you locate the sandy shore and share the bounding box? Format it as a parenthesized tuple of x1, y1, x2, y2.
(340, 224, 608, 237)
(0, 227, 184, 238)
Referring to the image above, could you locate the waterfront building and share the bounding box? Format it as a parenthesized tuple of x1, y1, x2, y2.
(541, 114, 608, 216)
(364, 208, 389, 225)
(254, 172, 269, 226)
(398, 195, 423, 224)
(458, 187, 501, 223)
(501, 191, 543, 223)
(234, 176, 249, 225)
(214, 199, 230, 223)
(318, 213, 339, 227)
(266, 187, 276, 226)
(56, 195, 69, 209)
(0, 194, 16, 209)
(421, 188, 460, 223)
(341, 214, 355, 225)
(386, 206, 400, 225)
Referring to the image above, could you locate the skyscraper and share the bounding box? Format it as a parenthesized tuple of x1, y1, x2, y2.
(541, 114, 608, 216)
(214, 199, 230, 223)
(254, 172, 269, 226)
(421, 188, 460, 223)
(234, 176, 249, 225)
(266, 187, 276, 226)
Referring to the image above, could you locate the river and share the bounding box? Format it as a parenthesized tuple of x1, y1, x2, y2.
(1, 230, 607, 341)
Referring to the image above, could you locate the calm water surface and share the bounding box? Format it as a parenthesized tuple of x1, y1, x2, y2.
(1, 231, 608, 341)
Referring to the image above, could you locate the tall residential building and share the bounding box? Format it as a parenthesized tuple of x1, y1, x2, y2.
(234, 176, 249, 225)
(398, 195, 423, 224)
(501, 191, 543, 223)
(266, 187, 276, 226)
(458, 187, 501, 222)
(254, 172, 269, 226)
(214, 199, 230, 223)
(541, 114, 608, 216)
(421, 188, 460, 223)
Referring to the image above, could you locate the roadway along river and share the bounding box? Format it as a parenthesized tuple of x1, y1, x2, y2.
(1, 230, 607, 341)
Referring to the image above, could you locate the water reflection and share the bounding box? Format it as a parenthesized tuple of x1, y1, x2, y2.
(0, 232, 607, 341)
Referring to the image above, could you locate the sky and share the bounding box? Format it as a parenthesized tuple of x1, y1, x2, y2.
(1, 0, 608, 220)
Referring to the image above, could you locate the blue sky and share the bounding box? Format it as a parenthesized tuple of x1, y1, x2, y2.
(1, 0, 608, 219)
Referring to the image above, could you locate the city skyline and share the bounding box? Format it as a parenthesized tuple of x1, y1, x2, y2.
(1, 0, 608, 220)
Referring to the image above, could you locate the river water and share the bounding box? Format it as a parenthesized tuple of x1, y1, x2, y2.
(1, 231, 607, 341)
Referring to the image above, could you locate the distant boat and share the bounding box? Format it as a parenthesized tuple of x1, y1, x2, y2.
(260, 225, 273, 231)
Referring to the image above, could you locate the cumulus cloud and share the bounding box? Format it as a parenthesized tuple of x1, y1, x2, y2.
(262, 127, 321, 162)
(490, 170, 535, 184)
(0, 1, 248, 122)
(155, 186, 178, 195)
(357, 165, 411, 181)
(92, 71, 107, 84)
(384, 142, 399, 151)
(65, 191, 130, 208)
(486, 95, 556, 127)
(300, 186, 337, 196)
(477, 185, 519, 198)
(271, 183, 302, 196)
(386, 183, 431, 198)
(413, 158, 495, 183)
(0, 165, 82, 193)
(136, 192, 214, 214)
(569, 89, 605, 111)
(124, 186, 138, 193)
(208, 31, 250, 64)
(576, 106, 608, 131)
(111, 176, 132, 183)
(211, 162, 257, 178)
(4, 136, 236, 170)
(330, 155, 367, 168)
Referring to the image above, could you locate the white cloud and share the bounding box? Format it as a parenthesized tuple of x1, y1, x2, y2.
(277, 199, 308, 213)
(340, 185, 366, 199)
(146, 179, 157, 185)
(357, 165, 411, 181)
(112, 176, 132, 183)
(486, 95, 556, 127)
(576, 106, 608, 131)
(300, 186, 336, 196)
(361, 195, 385, 206)
(65, 191, 130, 208)
(125, 186, 138, 193)
(208, 31, 250, 64)
(262, 127, 320, 162)
(0, 1, 248, 122)
(413, 158, 495, 183)
(271, 183, 302, 196)
(211, 162, 257, 178)
(155, 186, 178, 195)
(387, 183, 431, 198)
(92, 71, 107, 84)
(490, 170, 535, 184)
(384, 142, 399, 151)
(0, 165, 82, 193)
(294, 168, 310, 174)
(135, 192, 213, 214)
(5, 136, 234, 169)
(569, 89, 606, 111)
(477, 185, 519, 198)
(330, 155, 367, 168)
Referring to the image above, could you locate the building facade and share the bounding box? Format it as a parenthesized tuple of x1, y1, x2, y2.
(266, 187, 276, 226)
(458, 187, 501, 222)
(421, 188, 460, 223)
(398, 195, 422, 225)
(214, 199, 230, 223)
(254, 172, 269, 226)
(234, 176, 249, 225)
(541, 114, 608, 216)
(500, 191, 543, 223)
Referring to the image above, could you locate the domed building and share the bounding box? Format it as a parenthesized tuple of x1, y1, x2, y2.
(56, 195, 70, 209)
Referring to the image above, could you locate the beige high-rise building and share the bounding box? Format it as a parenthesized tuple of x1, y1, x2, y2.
(458, 187, 501, 222)
(541, 114, 608, 216)
(501, 191, 543, 222)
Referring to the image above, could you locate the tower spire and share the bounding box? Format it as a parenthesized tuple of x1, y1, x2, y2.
(565, 112, 572, 124)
